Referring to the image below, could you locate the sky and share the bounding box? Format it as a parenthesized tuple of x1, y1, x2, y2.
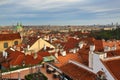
(0, 0, 120, 25)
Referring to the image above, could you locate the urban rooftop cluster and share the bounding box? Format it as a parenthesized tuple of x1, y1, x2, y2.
(0, 23, 120, 80)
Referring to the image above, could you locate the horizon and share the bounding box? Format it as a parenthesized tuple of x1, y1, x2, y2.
(0, 0, 120, 25)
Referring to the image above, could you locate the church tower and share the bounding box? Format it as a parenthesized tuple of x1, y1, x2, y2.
(16, 22, 23, 32)
(15, 22, 24, 41)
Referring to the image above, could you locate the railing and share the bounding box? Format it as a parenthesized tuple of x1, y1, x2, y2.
(46, 63, 62, 73)
(2, 64, 42, 75)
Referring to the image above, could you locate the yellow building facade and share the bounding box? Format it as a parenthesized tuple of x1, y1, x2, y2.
(0, 33, 21, 52)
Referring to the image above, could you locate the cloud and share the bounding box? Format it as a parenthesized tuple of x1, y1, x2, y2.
(17, 0, 84, 11)
(0, 0, 120, 25)
(0, 0, 14, 5)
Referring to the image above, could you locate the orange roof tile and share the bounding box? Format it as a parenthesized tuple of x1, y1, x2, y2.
(24, 54, 43, 65)
(0, 33, 21, 41)
(28, 37, 39, 46)
(60, 63, 96, 80)
(37, 51, 50, 57)
(107, 49, 120, 57)
(53, 53, 82, 67)
(64, 38, 80, 51)
(4, 48, 43, 67)
(102, 58, 120, 80)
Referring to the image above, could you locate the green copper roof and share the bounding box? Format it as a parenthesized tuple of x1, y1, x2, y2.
(16, 25, 22, 29)
(15, 23, 23, 30)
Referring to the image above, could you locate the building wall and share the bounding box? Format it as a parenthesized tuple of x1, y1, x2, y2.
(29, 38, 55, 52)
(92, 53, 115, 80)
(0, 39, 21, 52)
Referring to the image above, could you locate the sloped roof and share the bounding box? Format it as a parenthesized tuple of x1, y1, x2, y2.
(53, 53, 82, 67)
(27, 36, 39, 47)
(0, 33, 21, 41)
(37, 51, 50, 57)
(63, 38, 80, 51)
(6, 48, 24, 66)
(107, 49, 120, 57)
(2, 48, 24, 68)
(24, 54, 43, 65)
(60, 63, 96, 80)
(102, 57, 120, 80)
(2, 48, 43, 67)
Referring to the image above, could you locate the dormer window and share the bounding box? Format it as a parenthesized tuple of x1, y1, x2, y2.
(14, 41, 18, 45)
(4, 42, 8, 48)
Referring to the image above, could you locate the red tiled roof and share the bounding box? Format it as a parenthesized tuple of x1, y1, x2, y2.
(78, 48, 89, 65)
(7, 50, 24, 66)
(24, 55, 33, 65)
(3, 48, 43, 67)
(13, 54, 24, 65)
(27, 37, 39, 46)
(60, 63, 96, 80)
(2, 48, 25, 68)
(93, 40, 104, 51)
(64, 38, 80, 51)
(102, 57, 120, 80)
(107, 49, 120, 57)
(0, 33, 21, 41)
(24, 54, 43, 65)
(2, 48, 45, 68)
(37, 51, 50, 57)
(53, 53, 82, 67)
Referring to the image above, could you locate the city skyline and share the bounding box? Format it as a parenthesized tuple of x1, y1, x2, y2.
(0, 0, 120, 25)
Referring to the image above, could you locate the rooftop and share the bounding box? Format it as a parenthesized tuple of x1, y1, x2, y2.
(60, 63, 96, 80)
(102, 57, 120, 80)
(53, 53, 82, 67)
(0, 33, 21, 41)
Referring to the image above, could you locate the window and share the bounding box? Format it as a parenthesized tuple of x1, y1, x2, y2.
(14, 41, 18, 45)
(4, 42, 8, 48)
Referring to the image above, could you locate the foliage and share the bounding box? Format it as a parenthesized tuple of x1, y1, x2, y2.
(25, 72, 48, 80)
(90, 28, 120, 40)
(2, 65, 29, 73)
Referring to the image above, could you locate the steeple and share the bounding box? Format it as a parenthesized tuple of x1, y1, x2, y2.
(16, 22, 23, 32)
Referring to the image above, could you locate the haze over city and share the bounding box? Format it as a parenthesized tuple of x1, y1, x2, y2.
(0, 0, 120, 25)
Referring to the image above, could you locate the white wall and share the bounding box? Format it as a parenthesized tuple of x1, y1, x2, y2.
(92, 53, 115, 80)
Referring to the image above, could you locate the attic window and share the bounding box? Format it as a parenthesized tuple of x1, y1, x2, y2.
(14, 41, 18, 45)
(4, 42, 8, 48)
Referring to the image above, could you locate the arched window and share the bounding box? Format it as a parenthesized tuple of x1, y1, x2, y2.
(4, 42, 8, 48)
(14, 41, 18, 45)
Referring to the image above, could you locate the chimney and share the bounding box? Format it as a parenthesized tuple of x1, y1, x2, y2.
(79, 42, 83, 49)
(89, 44, 95, 69)
(27, 45, 30, 50)
(44, 44, 46, 51)
(61, 51, 66, 56)
(90, 45, 95, 52)
(34, 52, 38, 59)
(111, 45, 117, 51)
(89, 51, 94, 69)
(104, 46, 110, 52)
(2, 51, 8, 59)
